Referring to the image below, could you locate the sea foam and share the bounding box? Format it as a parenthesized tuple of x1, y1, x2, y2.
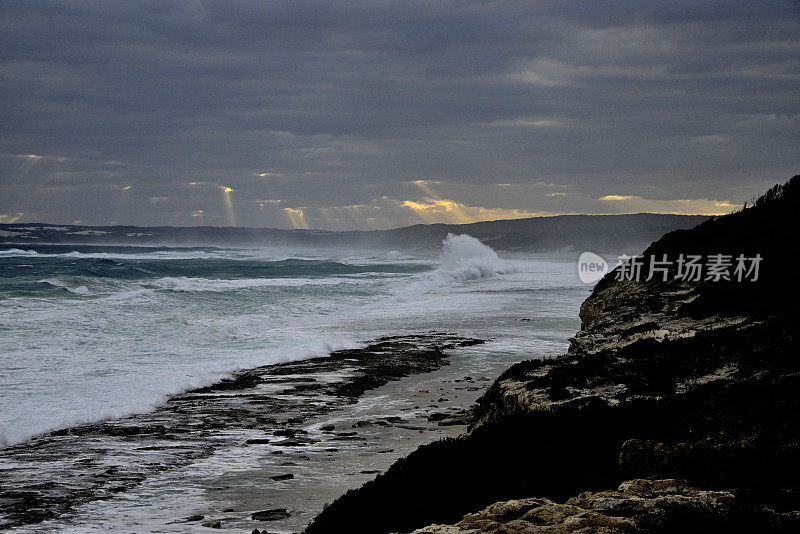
(0, 240, 580, 450)
(438, 233, 513, 282)
(0, 248, 38, 256)
(38, 278, 90, 295)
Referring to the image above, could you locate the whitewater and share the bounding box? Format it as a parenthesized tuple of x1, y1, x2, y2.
(0, 234, 587, 450)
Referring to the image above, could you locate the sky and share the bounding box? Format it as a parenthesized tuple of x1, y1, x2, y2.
(1, 1, 798, 230)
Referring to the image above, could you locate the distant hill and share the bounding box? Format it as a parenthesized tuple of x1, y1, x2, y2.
(1, 213, 707, 254)
(302, 181, 800, 534)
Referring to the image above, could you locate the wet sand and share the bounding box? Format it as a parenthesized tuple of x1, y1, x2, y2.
(0, 333, 500, 532)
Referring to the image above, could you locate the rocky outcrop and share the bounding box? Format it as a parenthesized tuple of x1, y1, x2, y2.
(0, 334, 483, 530)
(404, 479, 776, 534)
(305, 176, 800, 534)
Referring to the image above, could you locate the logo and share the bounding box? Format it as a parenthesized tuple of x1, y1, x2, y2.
(577, 252, 762, 284)
(578, 251, 609, 284)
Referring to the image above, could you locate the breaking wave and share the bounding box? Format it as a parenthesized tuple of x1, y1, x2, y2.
(151, 276, 361, 292)
(438, 233, 513, 282)
(0, 248, 39, 256)
(38, 278, 90, 295)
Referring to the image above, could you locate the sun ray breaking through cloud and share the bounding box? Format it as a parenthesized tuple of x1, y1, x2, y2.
(0, 2, 795, 228)
(284, 207, 309, 229)
(220, 186, 237, 227)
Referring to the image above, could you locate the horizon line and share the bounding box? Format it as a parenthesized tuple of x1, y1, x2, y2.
(1, 211, 716, 234)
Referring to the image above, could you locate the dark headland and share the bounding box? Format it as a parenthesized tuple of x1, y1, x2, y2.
(305, 175, 800, 533)
(1, 213, 705, 254)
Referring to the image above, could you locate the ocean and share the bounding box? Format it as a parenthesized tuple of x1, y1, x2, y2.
(0, 234, 590, 531)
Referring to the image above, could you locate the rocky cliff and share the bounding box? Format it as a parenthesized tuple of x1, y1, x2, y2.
(305, 176, 800, 534)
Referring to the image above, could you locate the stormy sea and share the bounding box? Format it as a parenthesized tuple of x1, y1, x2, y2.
(0, 234, 588, 532)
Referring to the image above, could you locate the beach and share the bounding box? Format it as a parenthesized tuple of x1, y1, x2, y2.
(0, 240, 585, 532)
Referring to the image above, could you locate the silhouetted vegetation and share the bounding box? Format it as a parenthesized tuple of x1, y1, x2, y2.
(305, 174, 800, 534)
(593, 174, 800, 317)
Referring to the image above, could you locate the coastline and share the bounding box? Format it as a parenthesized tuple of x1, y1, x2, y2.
(8, 177, 797, 532)
(0, 244, 586, 532)
(1, 332, 572, 533)
(0, 334, 487, 531)
(305, 176, 800, 534)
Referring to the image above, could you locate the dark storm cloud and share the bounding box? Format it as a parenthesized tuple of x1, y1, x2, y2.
(1, 0, 798, 228)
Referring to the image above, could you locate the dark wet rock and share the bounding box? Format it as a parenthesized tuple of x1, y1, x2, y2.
(184, 514, 205, 522)
(252, 508, 291, 521)
(201, 519, 222, 528)
(320, 424, 336, 431)
(0, 333, 483, 530)
(305, 176, 800, 534)
(437, 414, 463, 427)
(270, 473, 294, 481)
(222, 507, 234, 512)
(273, 437, 317, 446)
(274, 428, 306, 437)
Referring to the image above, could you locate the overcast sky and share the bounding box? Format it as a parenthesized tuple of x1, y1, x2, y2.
(1, 1, 798, 229)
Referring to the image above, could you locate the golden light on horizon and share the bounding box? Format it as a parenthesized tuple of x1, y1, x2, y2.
(0, 212, 24, 224)
(284, 207, 309, 229)
(220, 186, 236, 226)
(401, 199, 472, 224)
(399, 198, 545, 224)
(599, 194, 636, 201)
(409, 180, 469, 221)
(598, 194, 741, 215)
